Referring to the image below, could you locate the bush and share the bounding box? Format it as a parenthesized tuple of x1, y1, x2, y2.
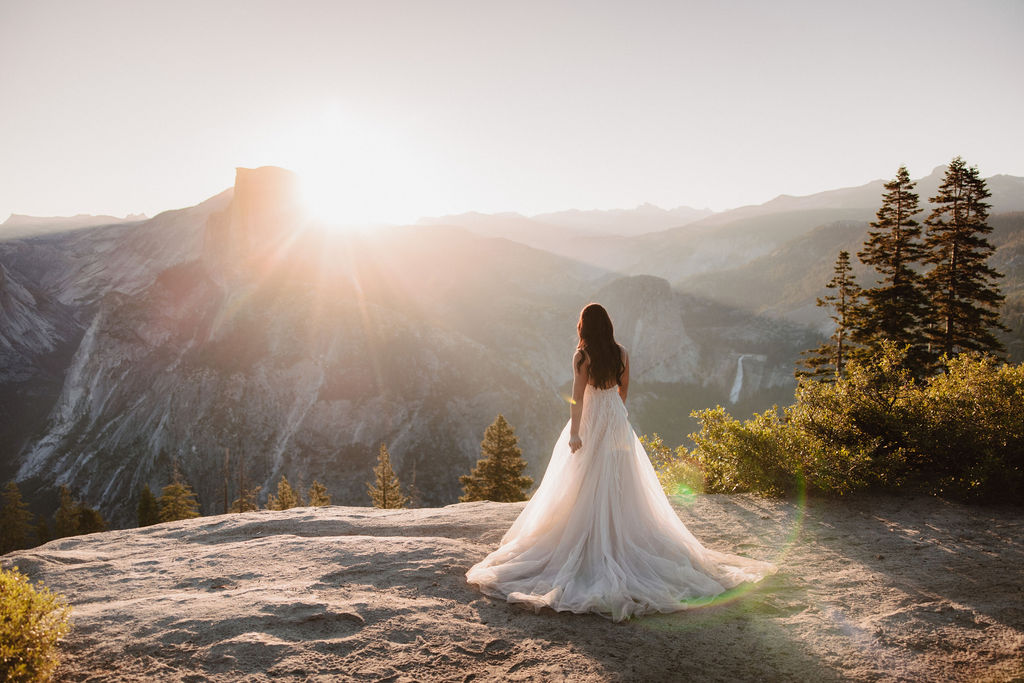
(640, 434, 704, 502)
(682, 343, 1024, 502)
(0, 566, 71, 682)
(689, 406, 808, 496)
(913, 353, 1024, 500)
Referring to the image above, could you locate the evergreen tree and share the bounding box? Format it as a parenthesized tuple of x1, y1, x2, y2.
(267, 476, 301, 510)
(35, 519, 51, 546)
(230, 486, 261, 513)
(406, 461, 423, 509)
(158, 481, 201, 522)
(367, 444, 408, 509)
(459, 414, 534, 502)
(221, 448, 231, 515)
(922, 157, 1006, 359)
(52, 485, 107, 537)
(307, 480, 331, 507)
(76, 505, 107, 534)
(227, 450, 261, 512)
(854, 165, 931, 374)
(54, 485, 79, 538)
(797, 251, 863, 381)
(137, 484, 160, 527)
(0, 482, 32, 553)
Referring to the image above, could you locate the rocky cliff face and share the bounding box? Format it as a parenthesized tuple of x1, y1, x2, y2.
(2, 168, 814, 525)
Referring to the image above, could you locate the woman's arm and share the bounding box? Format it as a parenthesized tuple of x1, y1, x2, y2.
(618, 346, 630, 403)
(569, 349, 587, 453)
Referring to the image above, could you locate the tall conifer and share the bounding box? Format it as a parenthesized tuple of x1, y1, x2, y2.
(459, 415, 534, 502)
(158, 470, 201, 522)
(35, 519, 51, 546)
(922, 157, 1006, 358)
(230, 486, 261, 512)
(406, 461, 423, 509)
(367, 444, 408, 509)
(0, 482, 32, 553)
(54, 485, 79, 538)
(854, 165, 930, 374)
(228, 451, 259, 512)
(797, 251, 863, 380)
(76, 506, 107, 534)
(52, 485, 106, 537)
(308, 480, 331, 507)
(267, 476, 301, 510)
(137, 484, 160, 527)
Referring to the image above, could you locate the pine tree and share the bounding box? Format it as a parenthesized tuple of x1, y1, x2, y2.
(158, 480, 201, 522)
(459, 414, 534, 502)
(797, 251, 863, 381)
(0, 482, 32, 553)
(54, 485, 79, 538)
(76, 506, 107, 534)
(228, 450, 261, 512)
(137, 484, 160, 527)
(367, 444, 408, 509)
(854, 165, 931, 374)
(406, 461, 422, 508)
(267, 476, 301, 510)
(229, 486, 261, 512)
(307, 480, 331, 507)
(52, 485, 107, 537)
(922, 157, 1006, 359)
(35, 519, 51, 546)
(222, 448, 231, 515)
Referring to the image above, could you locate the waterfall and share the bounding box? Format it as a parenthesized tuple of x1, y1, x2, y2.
(729, 354, 753, 404)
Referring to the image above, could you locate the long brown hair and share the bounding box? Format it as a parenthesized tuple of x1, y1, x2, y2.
(576, 303, 624, 388)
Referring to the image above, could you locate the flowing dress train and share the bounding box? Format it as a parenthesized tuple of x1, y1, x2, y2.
(466, 384, 776, 621)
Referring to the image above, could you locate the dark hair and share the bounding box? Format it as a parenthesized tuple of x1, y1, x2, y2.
(576, 303, 624, 388)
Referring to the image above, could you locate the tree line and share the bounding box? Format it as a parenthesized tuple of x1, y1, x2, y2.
(799, 157, 1006, 380)
(367, 413, 533, 508)
(640, 157, 1021, 502)
(1, 413, 535, 553)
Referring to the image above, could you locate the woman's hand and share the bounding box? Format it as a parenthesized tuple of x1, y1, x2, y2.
(569, 434, 582, 453)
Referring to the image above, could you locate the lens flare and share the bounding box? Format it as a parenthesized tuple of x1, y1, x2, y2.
(636, 469, 808, 628)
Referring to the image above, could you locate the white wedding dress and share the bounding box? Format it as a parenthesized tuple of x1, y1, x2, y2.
(466, 383, 776, 621)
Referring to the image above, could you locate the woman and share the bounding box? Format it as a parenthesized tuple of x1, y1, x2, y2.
(466, 303, 775, 621)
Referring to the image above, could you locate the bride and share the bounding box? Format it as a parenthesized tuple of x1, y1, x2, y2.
(466, 303, 775, 621)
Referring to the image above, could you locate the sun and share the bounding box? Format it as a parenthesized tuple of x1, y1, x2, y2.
(250, 105, 434, 230)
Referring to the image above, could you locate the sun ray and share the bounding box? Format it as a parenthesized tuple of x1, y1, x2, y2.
(242, 104, 440, 230)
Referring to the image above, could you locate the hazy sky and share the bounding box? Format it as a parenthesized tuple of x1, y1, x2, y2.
(2, 0, 1022, 224)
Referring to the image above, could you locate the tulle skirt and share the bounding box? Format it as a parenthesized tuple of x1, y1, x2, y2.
(466, 385, 775, 621)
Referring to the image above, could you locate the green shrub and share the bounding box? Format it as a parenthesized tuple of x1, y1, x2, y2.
(680, 343, 1024, 502)
(640, 434, 704, 502)
(0, 566, 71, 682)
(787, 344, 917, 490)
(689, 406, 805, 496)
(912, 353, 1024, 500)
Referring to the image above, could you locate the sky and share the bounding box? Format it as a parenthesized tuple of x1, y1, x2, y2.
(2, 0, 1022, 225)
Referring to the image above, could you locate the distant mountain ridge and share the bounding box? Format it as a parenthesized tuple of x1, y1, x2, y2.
(1, 213, 148, 239)
(428, 166, 1024, 356)
(2, 164, 1022, 526)
(1, 169, 807, 527)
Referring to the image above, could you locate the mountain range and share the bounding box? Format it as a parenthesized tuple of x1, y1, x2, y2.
(2, 164, 1021, 526)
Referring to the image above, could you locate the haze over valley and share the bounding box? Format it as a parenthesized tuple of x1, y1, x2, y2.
(3, 164, 1023, 526)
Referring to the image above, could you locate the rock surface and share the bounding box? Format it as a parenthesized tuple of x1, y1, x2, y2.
(4, 495, 1021, 681)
